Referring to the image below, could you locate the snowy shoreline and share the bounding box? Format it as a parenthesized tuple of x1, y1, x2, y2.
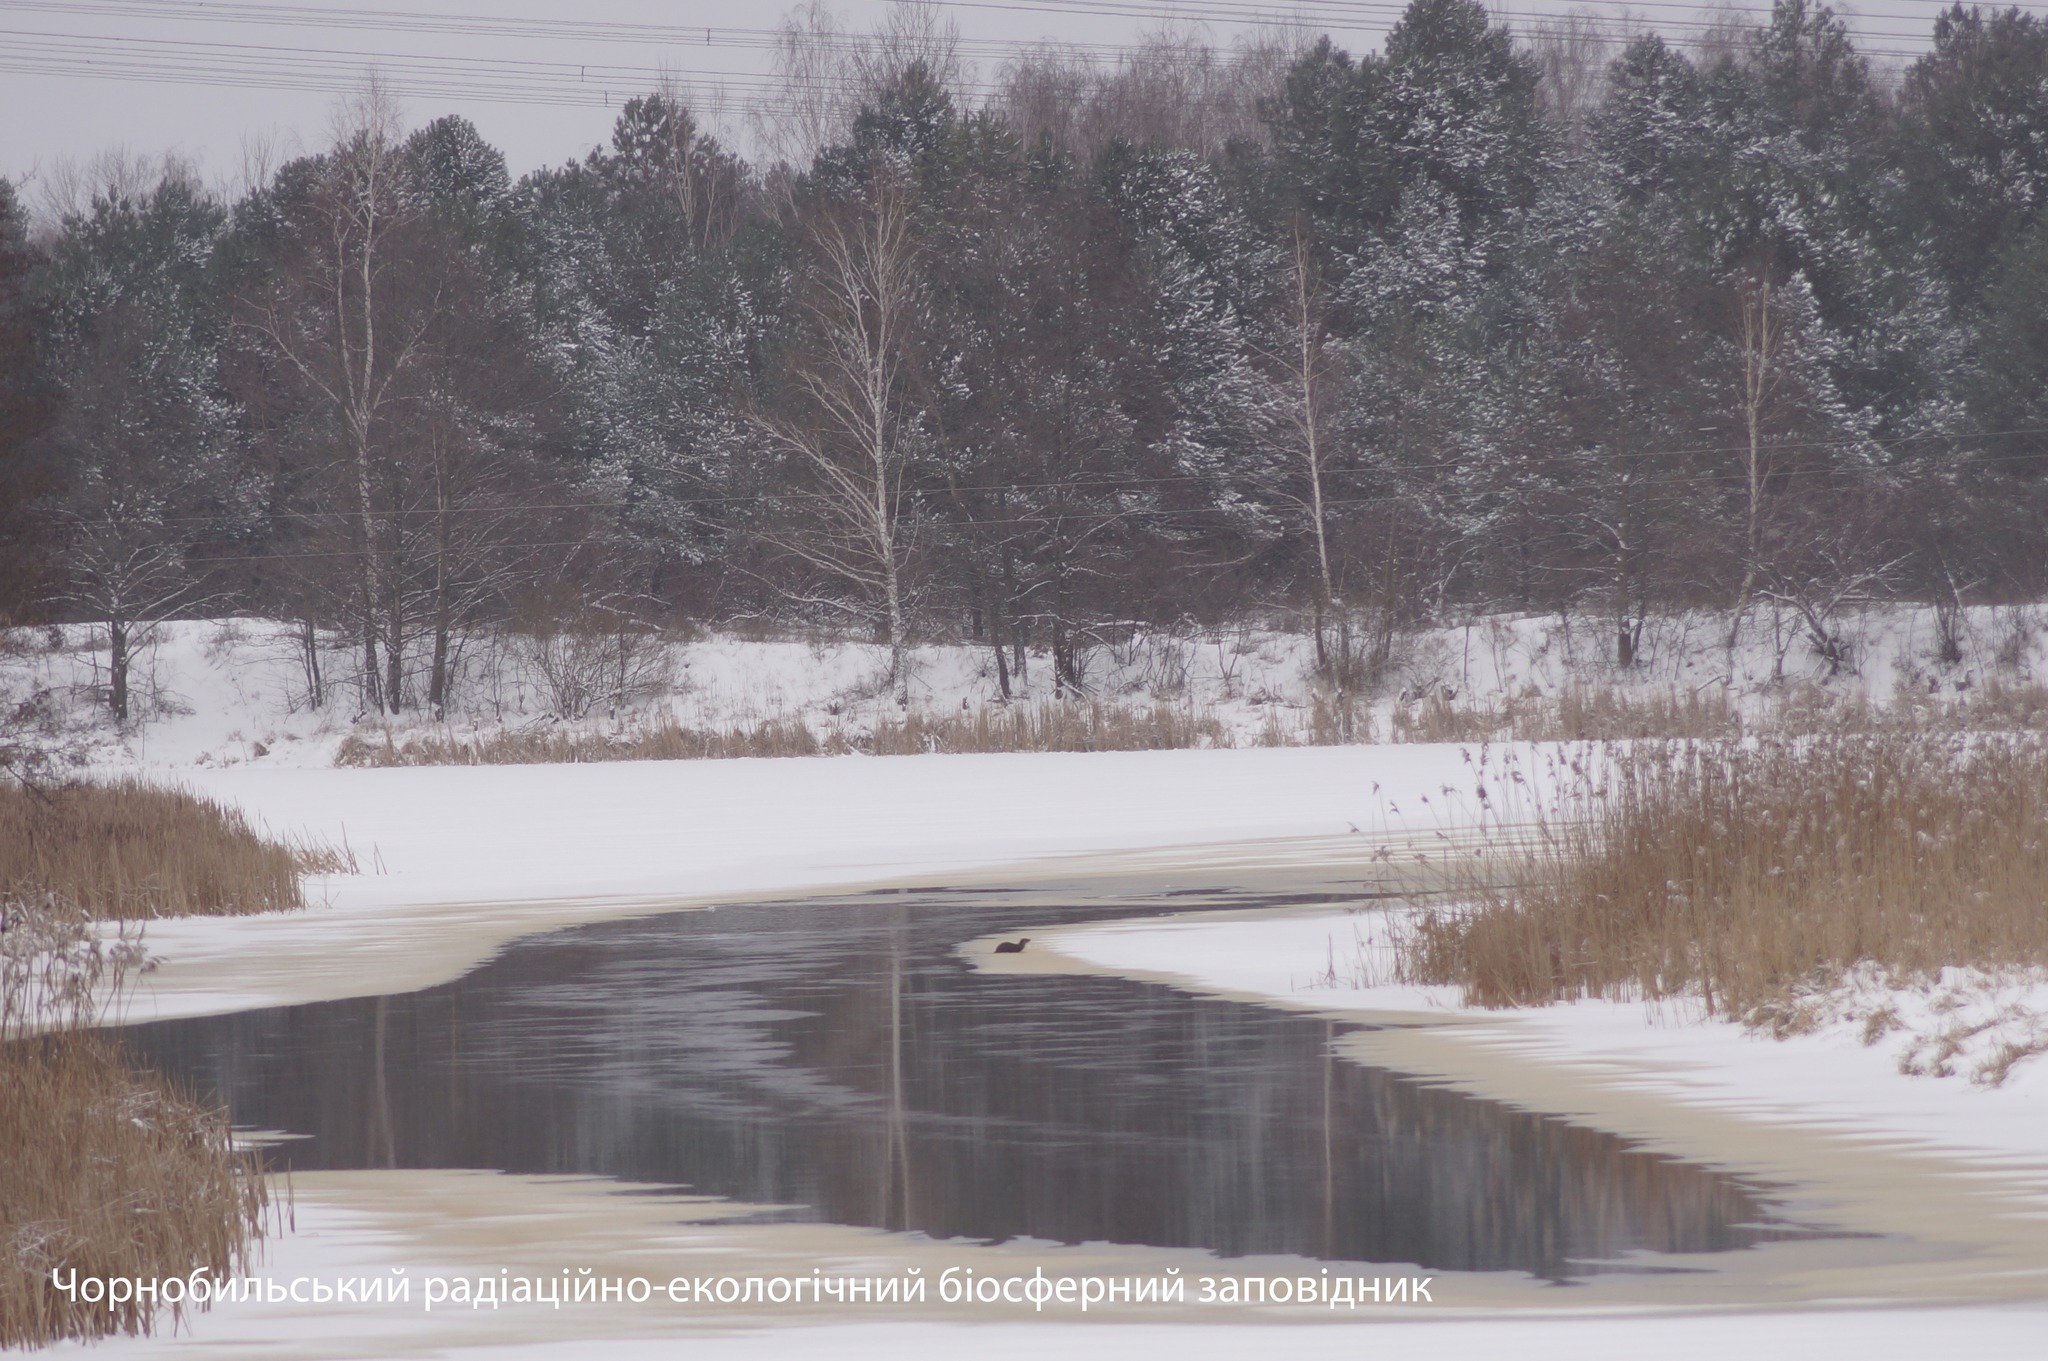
(1022, 907, 2048, 1181)
(113, 745, 1489, 1023)
(103, 739, 2048, 1173)
(44, 744, 2048, 1358)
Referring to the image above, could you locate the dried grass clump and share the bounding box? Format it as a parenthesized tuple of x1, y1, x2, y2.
(867, 701, 1229, 754)
(1400, 731, 2048, 1020)
(1391, 684, 1740, 745)
(1306, 694, 1372, 745)
(1388, 693, 1512, 744)
(1941, 677, 2048, 733)
(0, 780, 321, 920)
(336, 717, 836, 766)
(1, 1036, 270, 1347)
(1517, 683, 1740, 742)
(1, 895, 270, 1348)
(337, 700, 1230, 765)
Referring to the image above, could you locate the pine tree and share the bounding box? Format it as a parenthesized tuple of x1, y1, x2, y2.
(516, 96, 756, 582)
(36, 171, 245, 721)
(0, 181, 58, 624)
(1901, 4, 2048, 312)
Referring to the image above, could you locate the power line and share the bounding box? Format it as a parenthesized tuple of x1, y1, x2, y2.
(0, 0, 1974, 121)
(888, 0, 1967, 45)
(0, 0, 1158, 61)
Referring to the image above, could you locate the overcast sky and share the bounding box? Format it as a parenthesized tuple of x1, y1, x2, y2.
(0, 0, 2008, 199)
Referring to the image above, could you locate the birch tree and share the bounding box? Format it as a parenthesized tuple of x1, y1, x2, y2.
(1254, 218, 1345, 676)
(756, 172, 921, 701)
(237, 87, 436, 713)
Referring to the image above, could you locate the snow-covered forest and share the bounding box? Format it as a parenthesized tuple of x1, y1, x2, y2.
(4, 0, 2046, 724)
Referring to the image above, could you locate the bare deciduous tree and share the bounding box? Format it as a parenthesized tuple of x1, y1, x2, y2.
(1525, 9, 1635, 149)
(238, 85, 436, 713)
(997, 28, 1301, 157)
(755, 173, 921, 701)
(1728, 271, 1784, 654)
(1253, 219, 1345, 677)
(753, 0, 962, 171)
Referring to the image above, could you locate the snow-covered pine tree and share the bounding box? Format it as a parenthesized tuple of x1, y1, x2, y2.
(36, 169, 247, 722)
(0, 181, 57, 625)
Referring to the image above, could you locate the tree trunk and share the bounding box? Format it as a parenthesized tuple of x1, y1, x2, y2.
(429, 452, 453, 719)
(883, 560, 907, 706)
(1311, 589, 1328, 676)
(429, 615, 450, 720)
(1004, 550, 1026, 683)
(108, 613, 129, 724)
(384, 575, 405, 714)
(301, 616, 324, 710)
(357, 568, 383, 715)
(1614, 554, 1636, 668)
(990, 598, 1012, 701)
(1728, 274, 1777, 661)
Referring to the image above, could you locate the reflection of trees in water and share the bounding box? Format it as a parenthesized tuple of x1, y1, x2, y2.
(124, 898, 1782, 1279)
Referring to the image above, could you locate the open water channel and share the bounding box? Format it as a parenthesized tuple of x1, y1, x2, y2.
(121, 887, 1810, 1282)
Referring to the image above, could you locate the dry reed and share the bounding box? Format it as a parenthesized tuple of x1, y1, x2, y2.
(0, 780, 324, 920)
(336, 700, 1231, 766)
(1, 1035, 271, 1347)
(1517, 683, 1740, 742)
(1389, 684, 1739, 745)
(866, 701, 1228, 754)
(2, 895, 270, 1347)
(336, 716, 836, 766)
(1399, 731, 2048, 1025)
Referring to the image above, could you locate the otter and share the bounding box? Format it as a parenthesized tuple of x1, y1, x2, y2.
(993, 938, 1031, 954)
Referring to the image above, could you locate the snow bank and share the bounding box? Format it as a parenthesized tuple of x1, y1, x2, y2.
(1050, 910, 2048, 1173)
(174, 745, 1482, 912)
(5, 600, 2038, 773)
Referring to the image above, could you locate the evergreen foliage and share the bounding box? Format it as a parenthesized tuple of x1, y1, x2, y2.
(10, 0, 2048, 701)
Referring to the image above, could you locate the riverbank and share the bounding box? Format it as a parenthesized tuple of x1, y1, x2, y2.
(1018, 908, 2048, 1176)
(58, 1165, 2048, 1360)
(42, 746, 2048, 1357)
(113, 745, 1499, 1023)
(982, 906, 2048, 1314)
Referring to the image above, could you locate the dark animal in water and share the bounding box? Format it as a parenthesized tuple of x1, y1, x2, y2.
(994, 938, 1031, 954)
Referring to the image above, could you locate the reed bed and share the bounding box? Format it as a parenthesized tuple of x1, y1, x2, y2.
(0, 780, 330, 920)
(867, 701, 1228, 754)
(336, 716, 835, 766)
(1, 896, 270, 1348)
(1389, 683, 1739, 745)
(1519, 683, 1741, 742)
(337, 699, 1232, 766)
(1, 1036, 271, 1347)
(1398, 731, 2048, 1033)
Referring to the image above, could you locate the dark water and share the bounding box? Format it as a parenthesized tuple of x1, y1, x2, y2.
(121, 891, 1796, 1280)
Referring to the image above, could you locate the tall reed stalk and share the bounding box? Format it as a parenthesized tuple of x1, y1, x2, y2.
(1400, 731, 2048, 1018)
(0, 780, 334, 920)
(1, 894, 270, 1347)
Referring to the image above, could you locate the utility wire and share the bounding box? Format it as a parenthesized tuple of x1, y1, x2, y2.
(0, 0, 1973, 118)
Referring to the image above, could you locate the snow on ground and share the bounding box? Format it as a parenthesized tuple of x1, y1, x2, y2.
(117, 744, 1501, 1023)
(1052, 910, 2048, 1176)
(303, 1313, 2048, 1361)
(175, 745, 1489, 913)
(14, 607, 2048, 1355)
(10, 602, 2045, 1123)
(59, 1171, 2048, 1361)
(12, 609, 2048, 1350)
(4, 599, 2040, 772)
